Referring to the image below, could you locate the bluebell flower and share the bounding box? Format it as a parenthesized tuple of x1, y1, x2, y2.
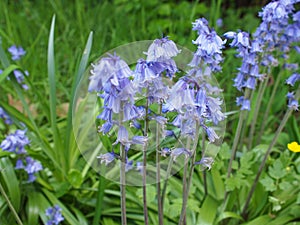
(203, 126, 219, 143)
(286, 73, 300, 86)
(0, 129, 30, 154)
(114, 126, 130, 147)
(0, 107, 13, 125)
(145, 36, 181, 62)
(15, 158, 24, 169)
(88, 53, 133, 92)
(195, 156, 214, 170)
(132, 136, 148, 146)
(98, 122, 113, 134)
(97, 152, 116, 166)
(45, 205, 64, 225)
(288, 99, 299, 111)
(163, 130, 175, 138)
(136, 161, 143, 175)
(8, 45, 26, 61)
(216, 18, 223, 28)
(130, 120, 142, 129)
(13, 70, 29, 90)
(287, 92, 299, 111)
(125, 159, 134, 172)
(160, 147, 171, 157)
(24, 156, 43, 182)
(236, 96, 251, 111)
(171, 148, 192, 161)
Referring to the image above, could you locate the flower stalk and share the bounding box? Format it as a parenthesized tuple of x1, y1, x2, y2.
(178, 123, 200, 225)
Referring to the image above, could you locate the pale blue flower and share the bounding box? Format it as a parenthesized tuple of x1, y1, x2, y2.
(8, 45, 26, 61)
(45, 205, 64, 225)
(97, 152, 116, 166)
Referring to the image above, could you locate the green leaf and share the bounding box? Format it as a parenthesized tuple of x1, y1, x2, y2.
(0, 37, 10, 68)
(269, 159, 286, 179)
(241, 215, 271, 225)
(65, 31, 93, 169)
(168, 198, 182, 218)
(0, 158, 20, 211)
(67, 169, 83, 188)
(0, 64, 20, 84)
(47, 14, 63, 171)
(296, 192, 300, 204)
(216, 211, 244, 223)
(260, 175, 277, 192)
(197, 195, 218, 225)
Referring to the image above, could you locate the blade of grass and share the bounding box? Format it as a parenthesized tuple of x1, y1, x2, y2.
(66, 31, 93, 169)
(48, 15, 63, 172)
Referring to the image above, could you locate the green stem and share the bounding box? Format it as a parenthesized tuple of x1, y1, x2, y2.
(119, 108, 127, 225)
(178, 123, 200, 225)
(248, 79, 266, 149)
(161, 158, 173, 208)
(257, 72, 282, 145)
(241, 106, 294, 218)
(201, 132, 208, 199)
(142, 96, 149, 225)
(156, 104, 163, 225)
(226, 109, 246, 178)
(120, 144, 127, 225)
(0, 180, 23, 225)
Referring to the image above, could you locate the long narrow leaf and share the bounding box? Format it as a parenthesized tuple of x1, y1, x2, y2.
(65, 31, 93, 169)
(47, 15, 63, 172)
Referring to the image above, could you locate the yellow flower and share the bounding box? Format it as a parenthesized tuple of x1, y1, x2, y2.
(287, 142, 300, 153)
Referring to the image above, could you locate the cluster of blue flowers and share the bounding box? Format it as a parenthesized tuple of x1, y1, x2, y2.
(89, 19, 225, 171)
(0, 107, 12, 125)
(225, 0, 300, 111)
(0, 45, 29, 90)
(45, 205, 64, 225)
(0, 129, 43, 182)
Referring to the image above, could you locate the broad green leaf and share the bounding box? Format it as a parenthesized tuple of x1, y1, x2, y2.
(197, 195, 218, 225)
(211, 167, 225, 200)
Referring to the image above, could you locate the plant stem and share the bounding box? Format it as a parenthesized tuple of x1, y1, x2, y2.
(119, 106, 127, 225)
(248, 78, 267, 149)
(142, 96, 149, 225)
(257, 71, 282, 145)
(120, 144, 127, 225)
(0, 180, 23, 225)
(201, 132, 208, 199)
(161, 157, 173, 208)
(226, 110, 246, 178)
(178, 123, 200, 225)
(241, 107, 294, 218)
(156, 104, 163, 225)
